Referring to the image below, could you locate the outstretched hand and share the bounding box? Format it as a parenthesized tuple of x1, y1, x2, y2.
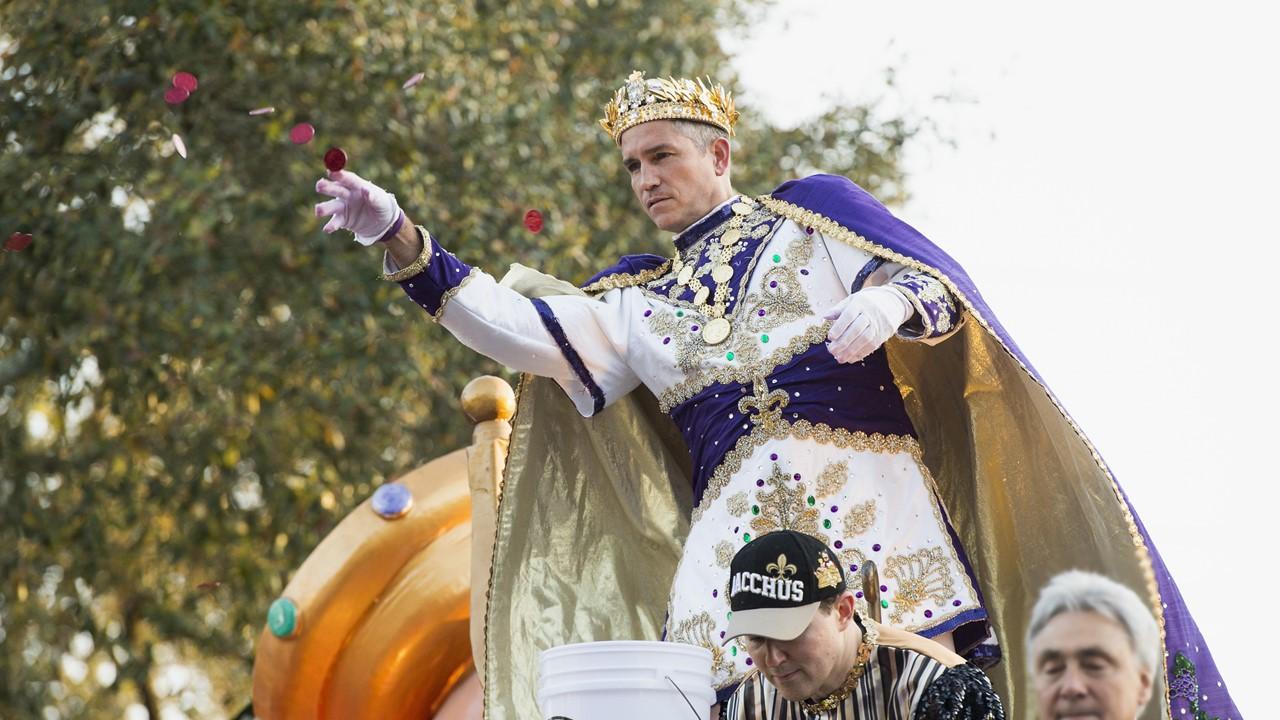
(314, 170, 403, 246)
(822, 286, 912, 364)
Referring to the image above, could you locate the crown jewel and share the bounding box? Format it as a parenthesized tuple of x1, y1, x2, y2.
(599, 70, 739, 145)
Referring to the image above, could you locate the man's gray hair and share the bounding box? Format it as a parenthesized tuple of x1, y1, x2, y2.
(671, 120, 728, 152)
(1027, 570, 1160, 675)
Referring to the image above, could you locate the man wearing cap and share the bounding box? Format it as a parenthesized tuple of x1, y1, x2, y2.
(723, 530, 1003, 719)
(313, 70, 1236, 717)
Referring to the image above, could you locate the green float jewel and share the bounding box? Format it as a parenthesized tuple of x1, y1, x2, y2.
(267, 597, 299, 639)
(881, 599, 890, 609)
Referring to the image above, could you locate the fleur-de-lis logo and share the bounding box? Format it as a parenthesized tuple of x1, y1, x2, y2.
(766, 553, 797, 578)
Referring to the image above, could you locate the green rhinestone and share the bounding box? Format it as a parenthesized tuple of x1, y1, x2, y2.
(743, 532, 751, 542)
(760, 334, 770, 343)
(726, 351, 735, 361)
(267, 597, 298, 639)
(727, 610, 733, 619)
(772, 254, 782, 263)
(807, 495, 816, 506)
(881, 599, 890, 609)
(730, 646, 738, 656)
(752, 505, 760, 515)
(676, 310, 684, 317)
(823, 519, 832, 529)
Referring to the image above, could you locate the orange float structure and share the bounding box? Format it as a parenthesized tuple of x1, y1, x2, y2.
(251, 376, 514, 719)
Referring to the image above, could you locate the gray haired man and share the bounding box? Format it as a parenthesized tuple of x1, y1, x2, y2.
(1027, 571, 1158, 720)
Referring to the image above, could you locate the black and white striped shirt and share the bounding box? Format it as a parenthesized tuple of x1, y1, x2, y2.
(726, 646, 946, 720)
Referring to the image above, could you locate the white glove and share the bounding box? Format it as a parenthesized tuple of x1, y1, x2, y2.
(314, 170, 403, 245)
(822, 286, 913, 364)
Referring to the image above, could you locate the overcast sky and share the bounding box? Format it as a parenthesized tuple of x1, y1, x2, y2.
(726, 1, 1277, 715)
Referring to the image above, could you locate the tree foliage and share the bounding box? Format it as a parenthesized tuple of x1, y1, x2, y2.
(0, 1, 917, 717)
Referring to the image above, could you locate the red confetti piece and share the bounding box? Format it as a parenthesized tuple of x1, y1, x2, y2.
(402, 72, 425, 90)
(289, 122, 315, 145)
(164, 87, 190, 105)
(523, 209, 544, 233)
(171, 133, 187, 159)
(4, 232, 33, 252)
(172, 71, 199, 93)
(248, 106, 275, 116)
(324, 146, 347, 172)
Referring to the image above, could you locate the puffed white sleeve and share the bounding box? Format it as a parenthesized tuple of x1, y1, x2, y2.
(384, 227, 640, 416)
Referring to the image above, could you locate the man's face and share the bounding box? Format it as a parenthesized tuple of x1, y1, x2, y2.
(1031, 610, 1154, 720)
(619, 120, 725, 233)
(742, 605, 852, 702)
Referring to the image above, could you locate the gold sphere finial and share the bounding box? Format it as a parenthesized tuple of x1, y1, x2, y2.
(461, 375, 516, 424)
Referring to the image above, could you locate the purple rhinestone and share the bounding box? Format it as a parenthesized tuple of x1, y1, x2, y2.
(734, 526, 739, 533)
(851, 564, 859, 572)
(872, 543, 881, 552)
(643, 309, 652, 317)
(663, 337, 671, 344)
(745, 657, 753, 666)
(830, 505, 839, 512)
(769, 280, 778, 288)
(924, 610, 933, 618)
(953, 599, 962, 607)
(371, 482, 413, 519)
(712, 589, 718, 598)
(855, 591, 863, 598)
(793, 473, 801, 481)
(757, 308, 766, 317)
(769, 453, 778, 461)
(756, 479, 765, 487)
(691, 325, 699, 332)
(880, 584, 888, 592)
(805, 227, 814, 235)
(800, 268, 809, 275)
(833, 540, 843, 549)
(720, 630, 726, 638)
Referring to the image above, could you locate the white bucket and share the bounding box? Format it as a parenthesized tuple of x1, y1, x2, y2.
(537, 641, 715, 720)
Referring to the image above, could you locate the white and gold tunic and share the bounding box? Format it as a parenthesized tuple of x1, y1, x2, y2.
(393, 194, 988, 691)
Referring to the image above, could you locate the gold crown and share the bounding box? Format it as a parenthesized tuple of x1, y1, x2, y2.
(599, 70, 739, 145)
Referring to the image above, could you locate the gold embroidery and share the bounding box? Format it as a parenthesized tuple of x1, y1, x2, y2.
(883, 546, 956, 625)
(580, 259, 672, 294)
(715, 541, 735, 569)
(750, 466, 824, 543)
(693, 420, 921, 524)
(737, 378, 790, 435)
(840, 546, 867, 575)
(758, 191, 1166, 655)
(766, 554, 798, 578)
(815, 460, 849, 498)
(843, 500, 877, 536)
(814, 552, 841, 589)
(726, 492, 749, 517)
(669, 611, 733, 679)
(380, 225, 434, 282)
(659, 324, 830, 412)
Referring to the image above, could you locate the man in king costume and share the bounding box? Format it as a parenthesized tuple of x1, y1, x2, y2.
(314, 71, 1238, 719)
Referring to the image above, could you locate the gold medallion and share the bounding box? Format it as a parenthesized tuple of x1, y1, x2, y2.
(677, 264, 694, 286)
(731, 202, 753, 216)
(693, 286, 710, 306)
(702, 317, 732, 345)
(712, 264, 734, 283)
(721, 228, 742, 246)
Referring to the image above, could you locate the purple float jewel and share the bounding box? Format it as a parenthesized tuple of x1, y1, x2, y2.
(855, 591, 863, 598)
(690, 325, 699, 332)
(880, 584, 888, 592)
(800, 268, 809, 275)
(712, 589, 718, 598)
(953, 599, 962, 607)
(793, 473, 801, 481)
(769, 453, 778, 461)
(830, 505, 839, 512)
(720, 630, 726, 638)
(833, 540, 843, 549)
(768, 280, 778, 288)
(872, 543, 881, 552)
(924, 610, 933, 618)
(745, 657, 753, 666)
(757, 308, 766, 316)
(643, 309, 652, 317)
(371, 482, 413, 519)
(756, 479, 765, 487)
(662, 337, 671, 345)
(805, 227, 814, 235)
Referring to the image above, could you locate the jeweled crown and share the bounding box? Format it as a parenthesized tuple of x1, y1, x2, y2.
(599, 70, 739, 145)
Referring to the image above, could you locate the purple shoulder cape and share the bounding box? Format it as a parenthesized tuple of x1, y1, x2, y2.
(772, 173, 1237, 719)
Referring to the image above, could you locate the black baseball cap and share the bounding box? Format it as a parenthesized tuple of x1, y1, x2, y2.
(723, 530, 848, 644)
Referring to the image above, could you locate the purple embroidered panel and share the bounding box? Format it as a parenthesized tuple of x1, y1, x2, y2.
(397, 230, 474, 316)
(668, 343, 916, 508)
(771, 173, 1239, 717)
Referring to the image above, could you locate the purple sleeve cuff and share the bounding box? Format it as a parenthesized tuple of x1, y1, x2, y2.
(376, 211, 406, 243)
(890, 270, 961, 339)
(398, 228, 477, 320)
